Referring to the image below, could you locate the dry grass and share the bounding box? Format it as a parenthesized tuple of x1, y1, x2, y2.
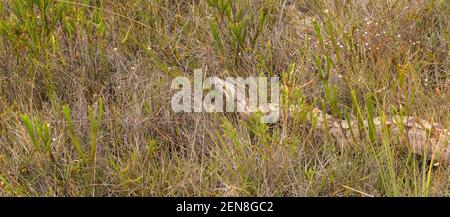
(0, 0, 448, 196)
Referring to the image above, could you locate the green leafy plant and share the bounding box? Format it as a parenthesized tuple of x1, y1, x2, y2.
(207, 0, 267, 66)
(62, 98, 103, 195)
(21, 114, 55, 162)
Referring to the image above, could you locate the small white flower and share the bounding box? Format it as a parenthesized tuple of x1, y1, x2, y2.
(131, 67, 135, 70)
(365, 43, 369, 46)
(113, 47, 118, 51)
(52, 138, 56, 142)
(324, 9, 329, 14)
(46, 123, 50, 127)
(397, 34, 401, 38)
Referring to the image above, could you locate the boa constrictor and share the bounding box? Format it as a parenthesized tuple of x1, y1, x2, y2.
(214, 79, 450, 163)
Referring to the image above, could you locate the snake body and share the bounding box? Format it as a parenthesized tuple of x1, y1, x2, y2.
(215, 79, 450, 163)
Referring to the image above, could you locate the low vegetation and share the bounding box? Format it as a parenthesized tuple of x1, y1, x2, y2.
(0, 0, 448, 196)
